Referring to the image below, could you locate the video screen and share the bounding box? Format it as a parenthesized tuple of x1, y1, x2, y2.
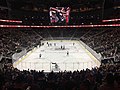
(50, 7, 70, 25)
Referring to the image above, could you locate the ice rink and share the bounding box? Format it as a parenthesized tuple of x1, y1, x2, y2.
(13, 40, 100, 72)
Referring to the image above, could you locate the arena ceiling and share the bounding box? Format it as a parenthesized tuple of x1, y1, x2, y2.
(1, 0, 119, 12)
(0, 0, 119, 25)
(1, 0, 104, 12)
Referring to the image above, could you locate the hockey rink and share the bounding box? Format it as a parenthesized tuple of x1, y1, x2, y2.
(13, 40, 100, 72)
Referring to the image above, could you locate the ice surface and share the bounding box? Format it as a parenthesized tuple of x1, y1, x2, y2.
(14, 40, 100, 72)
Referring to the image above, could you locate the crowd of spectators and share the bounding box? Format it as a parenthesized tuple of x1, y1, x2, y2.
(0, 27, 120, 90)
(0, 1, 120, 90)
(0, 27, 120, 62)
(0, 8, 8, 19)
(0, 63, 119, 90)
(0, 28, 42, 58)
(81, 28, 120, 63)
(10, 8, 119, 25)
(1, 0, 119, 26)
(11, 10, 102, 25)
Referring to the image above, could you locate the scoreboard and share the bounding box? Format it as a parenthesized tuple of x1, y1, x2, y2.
(50, 7, 70, 25)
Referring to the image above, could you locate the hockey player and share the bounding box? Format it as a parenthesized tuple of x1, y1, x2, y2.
(39, 54, 41, 58)
(67, 51, 69, 56)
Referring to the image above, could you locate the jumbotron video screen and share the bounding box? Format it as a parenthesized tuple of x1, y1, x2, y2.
(50, 7, 70, 25)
